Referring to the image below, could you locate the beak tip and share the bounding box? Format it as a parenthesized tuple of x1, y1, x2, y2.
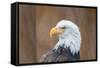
(49, 27, 56, 38)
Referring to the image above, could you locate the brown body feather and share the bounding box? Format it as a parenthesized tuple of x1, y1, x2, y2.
(40, 46, 80, 62)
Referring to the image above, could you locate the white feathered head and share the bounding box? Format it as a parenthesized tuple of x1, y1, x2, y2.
(50, 20, 81, 55)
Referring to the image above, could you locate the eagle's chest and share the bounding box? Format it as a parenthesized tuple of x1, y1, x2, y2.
(53, 44, 80, 61)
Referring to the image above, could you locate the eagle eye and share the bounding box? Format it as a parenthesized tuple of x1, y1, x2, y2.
(61, 26, 66, 29)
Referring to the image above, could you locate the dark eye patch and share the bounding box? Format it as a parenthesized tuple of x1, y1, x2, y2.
(61, 26, 66, 29)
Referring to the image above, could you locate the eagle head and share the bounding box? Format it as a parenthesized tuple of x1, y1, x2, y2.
(50, 20, 81, 55)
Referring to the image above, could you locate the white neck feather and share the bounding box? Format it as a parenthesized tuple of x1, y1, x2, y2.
(54, 24, 81, 55)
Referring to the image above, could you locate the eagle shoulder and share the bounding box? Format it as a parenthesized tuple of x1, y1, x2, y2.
(40, 46, 68, 62)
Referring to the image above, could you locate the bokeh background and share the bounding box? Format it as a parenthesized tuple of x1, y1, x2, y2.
(19, 4, 96, 64)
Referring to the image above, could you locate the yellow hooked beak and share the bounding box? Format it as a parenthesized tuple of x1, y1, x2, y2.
(50, 27, 64, 38)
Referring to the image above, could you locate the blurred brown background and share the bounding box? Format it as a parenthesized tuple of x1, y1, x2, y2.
(19, 4, 96, 64)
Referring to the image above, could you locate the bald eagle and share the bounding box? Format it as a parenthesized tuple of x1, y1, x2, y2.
(40, 20, 81, 62)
